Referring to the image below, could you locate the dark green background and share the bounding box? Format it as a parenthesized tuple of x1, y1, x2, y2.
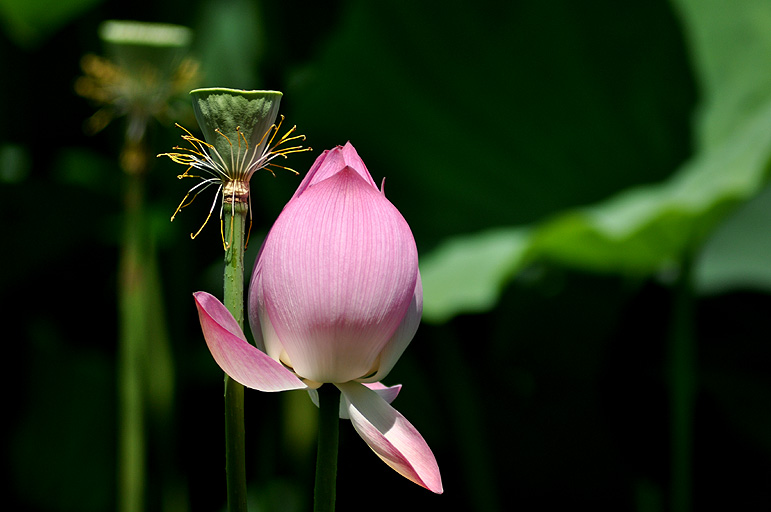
(2, 0, 770, 511)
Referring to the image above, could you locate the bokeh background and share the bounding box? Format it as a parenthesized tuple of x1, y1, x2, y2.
(2, 0, 771, 511)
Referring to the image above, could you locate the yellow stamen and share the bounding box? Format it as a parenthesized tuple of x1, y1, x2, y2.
(266, 163, 300, 175)
(158, 119, 310, 249)
(265, 115, 284, 149)
(245, 217, 253, 250)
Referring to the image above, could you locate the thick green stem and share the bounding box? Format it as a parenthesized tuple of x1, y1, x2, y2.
(223, 200, 249, 512)
(224, 376, 247, 511)
(668, 256, 696, 512)
(314, 385, 340, 512)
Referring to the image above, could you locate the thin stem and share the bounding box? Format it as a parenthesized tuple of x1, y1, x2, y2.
(223, 199, 249, 512)
(314, 385, 340, 512)
(668, 255, 696, 512)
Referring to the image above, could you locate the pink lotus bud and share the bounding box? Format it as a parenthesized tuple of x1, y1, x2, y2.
(194, 142, 441, 493)
(249, 141, 422, 386)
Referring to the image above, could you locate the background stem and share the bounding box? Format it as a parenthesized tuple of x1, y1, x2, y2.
(117, 128, 182, 512)
(314, 385, 340, 512)
(668, 255, 696, 512)
(117, 171, 146, 512)
(222, 200, 249, 512)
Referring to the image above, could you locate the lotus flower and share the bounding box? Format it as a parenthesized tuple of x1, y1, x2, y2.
(193, 142, 442, 493)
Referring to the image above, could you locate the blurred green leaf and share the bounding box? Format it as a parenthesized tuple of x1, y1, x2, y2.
(695, 184, 771, 293)
(0, 143, 31, 183)
(287, 0, 694, 247)
(420, 228, 531, 323)
(421, 0, 771, 322)
(0, 0, 103, 46)
(194, 0, 264, 89)
(673, 0, 771, 148)
(534, 100, 771, 273)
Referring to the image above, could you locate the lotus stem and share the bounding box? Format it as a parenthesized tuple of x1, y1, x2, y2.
(223, 199, 249, 512)
(668, 255, 696, 512)
(314, 384, 340, 512)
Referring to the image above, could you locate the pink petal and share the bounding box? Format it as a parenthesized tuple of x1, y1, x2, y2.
(336, 381, 443, 493)
(338, 142, 378, 188)
(193, 292, 307, 392)
(247, 242, 268, 354)
(308, 381, 403, 419)
(261, 168, 418, 383)
(335, 382, 402, 420)
(291, 142, 377, 201)
(248, 262, 289, 364)
(363, 273, 423, 383)
(287, 147, 331, 201)
(363, 382, 402, 403)
(308, 382, 402, 410)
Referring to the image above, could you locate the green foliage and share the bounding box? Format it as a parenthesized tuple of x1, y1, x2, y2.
(421, 227, 532, 322)
(194, 0, 265, 89)
(286, 0, 695, 249)
(697, 184, 771, 293)
(420, 0, 771, 323)
(4, 0, 771, 510)
(0, 0, 103, 46)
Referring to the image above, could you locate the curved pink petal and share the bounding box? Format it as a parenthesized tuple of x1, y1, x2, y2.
(336, 381, 442, 493)
(291, 142, 377, 201)
(308, 382, 403, 419)
(246, 241, 268, 354)
(290, 382, 404, 416)
(338, 142, 377, 188)
(193, 292, 307, 392)
(363, 382, 402, 403)
(261, 168, 418, 383)
(248, 263, 287, 364)
(364, 273, 423, 383)
(287, 147, 331, 201)
(335, 382, 402, 420)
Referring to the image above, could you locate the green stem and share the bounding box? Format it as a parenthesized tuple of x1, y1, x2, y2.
(117, 170, 147, 512)
(223, 200, 249, 512)
(668, 255, 696, 512)
(224, 376, 247, 511)
(314, 385, 340, 512)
